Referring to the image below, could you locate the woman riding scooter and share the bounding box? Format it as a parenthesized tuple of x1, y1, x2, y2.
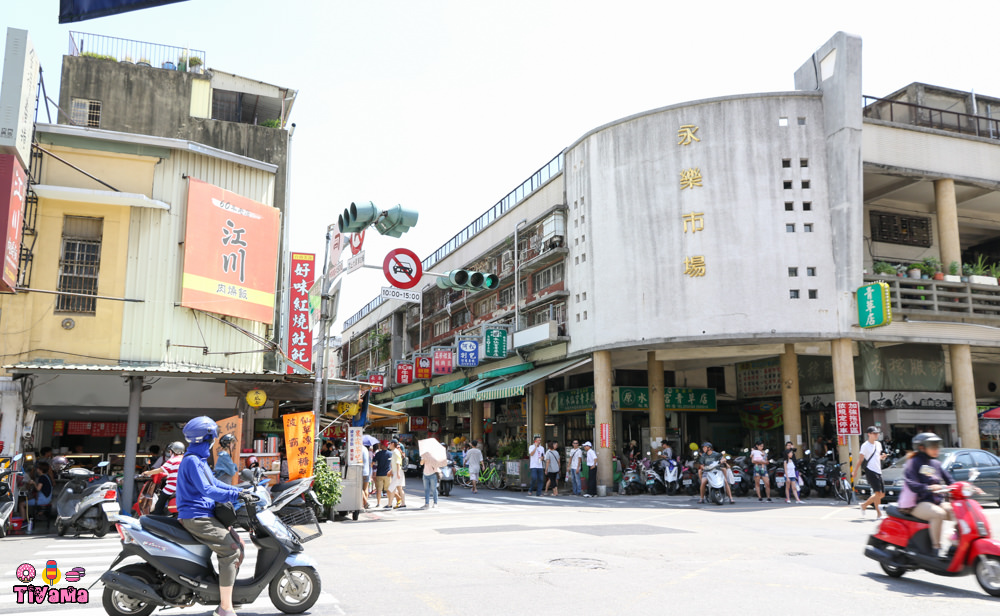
(898, 433, 954, 557)
(177, 416, 245, 616)
(140, 441, 185, 516)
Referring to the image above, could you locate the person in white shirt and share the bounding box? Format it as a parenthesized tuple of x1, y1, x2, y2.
(750, 440, 772, 502)
(464, 440, 485, 494)
(528, 435, 545, 496)
(659, 442, 673, 462)
(583, 441, 598, 497)
(854, 426, 887, 518)
(567, 440, 584, 496)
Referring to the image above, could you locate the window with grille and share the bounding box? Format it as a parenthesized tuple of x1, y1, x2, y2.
(70, 98, 102, 128)
(498, 286, 515, 307)
(531, 262, 564, 291)
(433, 319, 449, 337)
(476, 296, 496, 317)
(870, 211, 933, 247)
(56, 216, 103, 314)
(451, 310, 470, 329)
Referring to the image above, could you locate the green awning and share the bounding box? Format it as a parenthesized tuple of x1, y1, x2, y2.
(475, 358, 591, 402)
(393, 387, 429, 403)
(429, 378, 468, 396)
(391, 393, 432, 411)
(477, 362, 535, 379)
(447, 378, 503, 404)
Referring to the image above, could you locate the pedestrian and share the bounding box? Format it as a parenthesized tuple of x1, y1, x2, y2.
(372, 442, 392, 507)
(213, 435, 238, 485)
(783, 448, 803, 504)
(464, 440, 484, 494)
(544, 441, 561, 496)
(567, 440, 583, 496)
(626, 439, 640, 462)
(386, 440, 407, 509)
(142, 441, 185, 515)
(361, 443, 372, 509)
(277, 446, 290, 483)
(583, 441, 598, 497)
(855, 426, 887, 518)
(20, 461, 54, 523)
(528, 435, 545, 497)
(659, 441, 673, 461)
(420, 448, 443, 510)
(750, 440, 772, 502)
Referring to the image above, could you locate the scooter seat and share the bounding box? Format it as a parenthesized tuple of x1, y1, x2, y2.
(270, 478, 306, 492)
(140, 515, 202, 545)
(886, 505, 926, 524)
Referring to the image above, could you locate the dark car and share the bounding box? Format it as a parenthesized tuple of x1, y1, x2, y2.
(855, 447, 1000, 506)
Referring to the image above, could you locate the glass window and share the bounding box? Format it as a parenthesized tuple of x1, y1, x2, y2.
(971, 451, 998, 468)
(56, 216, 104, 314)
(498, 286, 515, 307)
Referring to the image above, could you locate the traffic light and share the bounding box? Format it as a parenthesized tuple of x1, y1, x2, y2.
(436, 270, 500, 291)
(375, 204, 419, 238)
(338, 201, 379, 234)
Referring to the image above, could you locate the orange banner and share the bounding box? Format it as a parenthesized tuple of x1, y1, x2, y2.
(180, 178, 280, 323)
(282, 411, 316, 480)
(212, 415, 243, 485)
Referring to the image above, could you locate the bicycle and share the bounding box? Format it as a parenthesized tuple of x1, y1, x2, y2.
(479, 459, 506, 490)
(454, 466, 472, 488)
(831, 462, 855, 504)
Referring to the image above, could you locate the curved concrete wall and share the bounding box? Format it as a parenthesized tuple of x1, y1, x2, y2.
(565, 93, 842, 355)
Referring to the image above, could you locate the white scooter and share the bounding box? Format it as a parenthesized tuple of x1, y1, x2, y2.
(662, 458, 680, 495)
(55, 460, 120, 537)
(0, 454, 23, 537)
(703, 460, 727, 506)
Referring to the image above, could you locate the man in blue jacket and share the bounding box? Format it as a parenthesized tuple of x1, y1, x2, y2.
(177, 416, 244, 616)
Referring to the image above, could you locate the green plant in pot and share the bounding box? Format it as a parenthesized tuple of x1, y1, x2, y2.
(949, 261, 960, 275)
(919, 257, 941, 280)
(907, 263, 922, 279)
(312, 457, 343, 516)
(873, 261, 895, 277)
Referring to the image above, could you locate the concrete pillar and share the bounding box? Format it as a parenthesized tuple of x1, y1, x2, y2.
(530, 382, 545, 442)
(647, 352, 666, 456)
(780, 344, 804, 448)
(949, 344, 981, 449)
(831, 338, 855, 467)
(471, 400, 484, 443)
(594, 350, 614, 492)
(935, 178, 961, 267)
(122, 376, 143, 513)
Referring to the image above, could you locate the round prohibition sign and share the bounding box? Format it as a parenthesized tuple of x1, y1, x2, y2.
(383, 248, 423, 290)
(349, 230, 365, 255)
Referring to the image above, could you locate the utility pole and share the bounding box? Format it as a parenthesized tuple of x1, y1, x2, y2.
(311, 226, 334, 458)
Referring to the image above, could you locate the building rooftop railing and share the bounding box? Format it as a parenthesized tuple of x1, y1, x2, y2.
(69, 31, 206, 73)
(863, 95, 1000, 140)
(864, 275, 1000, 321)
(343, 151, 564, 330)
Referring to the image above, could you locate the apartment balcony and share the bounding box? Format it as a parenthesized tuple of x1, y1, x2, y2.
(865, 275, 1000, 324)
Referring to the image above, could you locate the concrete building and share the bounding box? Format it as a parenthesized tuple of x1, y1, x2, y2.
(341, 32, 1000, 491)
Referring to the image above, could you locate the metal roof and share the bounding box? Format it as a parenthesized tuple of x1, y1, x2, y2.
(5, 363, 285, 379)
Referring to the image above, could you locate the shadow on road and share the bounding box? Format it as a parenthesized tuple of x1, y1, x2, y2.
(860, 571, 988, 600)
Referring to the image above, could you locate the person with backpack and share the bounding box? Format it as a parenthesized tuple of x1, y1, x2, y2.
(543, 441, 561, 496)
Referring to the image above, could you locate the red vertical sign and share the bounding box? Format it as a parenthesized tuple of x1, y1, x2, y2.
(395, 361, 414, 385)
(0, 155, 26, 293)
(369, 374, 385, 393)
(286, 253, 315, 374)
(414, 355, 432, 380)
(835, 401, 861, 436)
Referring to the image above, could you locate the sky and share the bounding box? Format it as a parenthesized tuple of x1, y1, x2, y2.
(6, 0, 1000, 336)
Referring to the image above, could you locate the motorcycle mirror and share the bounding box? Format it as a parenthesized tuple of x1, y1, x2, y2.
(804, 450, 811, 455)
(97, 461, 109, 467)
(12, 453, 22, 462)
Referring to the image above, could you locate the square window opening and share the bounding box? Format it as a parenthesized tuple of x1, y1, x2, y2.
(788, 267, 799, 277)
(783, 181, 793, 190)
(789, 290, 800, 299)
(804, 223, 814, 232)
(802, 180, 811, 189)
(808, 289, 818, 299)
(803, 201, 812, 211)
(786, 224, 795, 233)
(797, 117, 807, 125)
(807, 267, 816, 277)
(779, 117, 789, 127)
(800, 158, 808, 167)
(784, 202, 794, 211)
(782, 158, 791, 168)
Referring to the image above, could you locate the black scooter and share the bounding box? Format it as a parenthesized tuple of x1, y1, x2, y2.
(0, 454, 23, 537)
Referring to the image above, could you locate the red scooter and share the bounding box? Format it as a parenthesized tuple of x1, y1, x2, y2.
(864, 472, 1000, 597)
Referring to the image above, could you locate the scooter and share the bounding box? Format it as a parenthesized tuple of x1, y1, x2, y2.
(702, 460, 727, 506)
(661, 458, 680, 495)
(620, 462, 646, 495)
(645, 464, 666, 495)
(269, 476, 323, 521)
(681, 457, 698, 496)
(0, 454, 23, 537)
(55, 461, 120, 537)
(439, 460, 455, 496)
(99, 483, 322, 615)
(810, 451, 830, 497)
(725, 453, 747, 496)
(864, 471, 1000, 597)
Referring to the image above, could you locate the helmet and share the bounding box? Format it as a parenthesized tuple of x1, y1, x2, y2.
(51, 456, 69, 472)
(219, 434, 237, 449)
(912, 432, 943, 450)
(183, 416, 218, 444)
(166, 441, 186, 455)
(702, 442, 713, 450)
(247, 456, 259, 468)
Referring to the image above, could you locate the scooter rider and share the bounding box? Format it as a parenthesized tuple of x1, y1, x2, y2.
(698, 442, 734, 504)
(897, 432, 955, 557)
(177, 416, 244, 616)
(141, 441, 185, 516)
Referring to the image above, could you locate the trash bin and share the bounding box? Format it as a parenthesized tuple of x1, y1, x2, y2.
(505, 458, 529, 490)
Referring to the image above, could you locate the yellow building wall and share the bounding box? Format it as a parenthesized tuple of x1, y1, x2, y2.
(0, 148, 158, 370)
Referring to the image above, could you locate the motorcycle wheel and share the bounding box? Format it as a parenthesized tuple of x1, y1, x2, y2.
(880, 562, 906, 578)
(102, 563, 160, 616)
(352, 511, 360, 521)
(975, 555, 1000, 597)
(666, 482, 677, 496)
(269, 565, 322, 614)
(685, 483, 698, 497)
(710, 487, 724, 506)
(93, 516, 110, 538)
(56, 520, 68, 537)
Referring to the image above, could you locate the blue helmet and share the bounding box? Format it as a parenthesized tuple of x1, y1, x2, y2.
(183, 416, 218, 444)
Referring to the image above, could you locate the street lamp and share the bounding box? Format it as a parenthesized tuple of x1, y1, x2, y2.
(513, 219, 527, 331)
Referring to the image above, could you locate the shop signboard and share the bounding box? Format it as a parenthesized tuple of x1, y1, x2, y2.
(90, 422, 147, 438)
(432, 347, 454, 375)
(612, 387, 717, 412)
(456, 339, 480, 368)
(212, 415, 242, 484)
(67, 421, 92, 436)
(736, 357, 782, 399)
(395, 361, 414, 385)
(0, 28, 39, 168)
(0, 154, 26, 293)
(835, 401, 861, 436)
(410, 416, 428, 431)
(368, 374, 385, 393)
(326, 226, 343, 279)
(483, 327, 508, 359)
(282, 411, 316, 480)
(347, 426, 364, 466)
(553, 387, 595, 413)
(600, 422, 610, 448)
(180, 178, 281, 324)
(52, 420, 65, 437)
(286, 252, 314, 373)
(857, 282, 892, 328)
(414, 354, 432, 380)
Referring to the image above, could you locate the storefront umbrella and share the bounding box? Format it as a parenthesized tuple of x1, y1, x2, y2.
(418, 438, 447, 465)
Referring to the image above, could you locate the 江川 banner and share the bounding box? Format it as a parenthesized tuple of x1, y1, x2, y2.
(180, 178, 280, 324)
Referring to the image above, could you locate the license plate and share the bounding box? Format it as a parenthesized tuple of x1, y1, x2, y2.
(682, 480, 692, 485)
(777, 479, 785, 486)
(732, 476, 741, 482)
(101, 502, 120, 512)
(815, 480, 826, 486)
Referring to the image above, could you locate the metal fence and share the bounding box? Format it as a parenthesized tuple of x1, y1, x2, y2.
(862, 95, 1000, 140)
(69, 31, 206, 73)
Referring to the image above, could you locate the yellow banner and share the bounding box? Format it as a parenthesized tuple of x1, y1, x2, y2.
(283, 411, 316, 480)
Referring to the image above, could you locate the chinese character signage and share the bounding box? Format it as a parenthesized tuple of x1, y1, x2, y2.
(0, 29, 39, 168)
(0, 154, 25, 293)
(857, 282, 892, 329)
(180, 178, 280, 324)
(414, 354, 432, 380)
(212, 415, 242, 484)
(410, 416, 428, 431)
(90, 422, 147, 438)
(368, 374, 385, 393)
(395, 361, 414, 385)
(737, 357, 782, 399)
(67, 421, 92, 436)
(552, 387, 595, 413)
(600, 422, 610, 448)
(835, 401, 861, 436)
(484, 327, 508, 359)
(457, 339, 480, 368)
(282, 411, 315, 480)
(286, 252, 314, 373)
(432, 348, 453, 375)
(347, 426, 364, 466)
(611, 386, 716, 412)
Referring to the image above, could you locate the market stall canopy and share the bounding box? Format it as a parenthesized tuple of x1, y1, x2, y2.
(446, 378, 503, 404)
(369, 404, 407, 428)
(474, 358, 592, 402)
(391, 393, 433, 411)
(478, 363, 535, 379)
(224, 378, 373, 403)
(430, 377, 475, 404)
(392, 388, 430, 403)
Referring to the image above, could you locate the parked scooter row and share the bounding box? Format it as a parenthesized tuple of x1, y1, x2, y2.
(55, 460, 121, 537)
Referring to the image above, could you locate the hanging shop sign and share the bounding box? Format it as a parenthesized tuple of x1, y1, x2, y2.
(857, 281, 892, 329)
(368, 374, 385, 393)
(483, 326, 509, 359)
(347, 427, 364, 466)
(432, 347, 454, 375)
(395, 361, 414, 385)
(282, 411, 316, 480)
(736, 357, 782, 399)
(414, 354, 432, 380)
(0, 154, 26, 293)
(0, 28, 39, 168)
(245, 389, 267, 408)
(286, 252, 315, 373)
(410, 416, 428, 431)
(613, 386, 717, 412)
(456, 339, 480, 368)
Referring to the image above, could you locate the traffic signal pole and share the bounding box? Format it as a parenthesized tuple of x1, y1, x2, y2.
(311, 226, 333, 460)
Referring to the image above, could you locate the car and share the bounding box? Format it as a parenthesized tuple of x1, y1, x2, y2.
(393, 264, 413, 275)
(855, 447, 1000, 506)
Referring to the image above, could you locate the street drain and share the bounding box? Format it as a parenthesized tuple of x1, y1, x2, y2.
(549, 558, 607, 570)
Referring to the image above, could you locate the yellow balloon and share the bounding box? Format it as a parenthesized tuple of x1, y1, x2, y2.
(452, 437, 461, 445)
(689, 442, 699, 451)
